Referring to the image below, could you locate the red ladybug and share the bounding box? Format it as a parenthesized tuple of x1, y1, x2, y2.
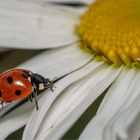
(0, 69, 54, 110)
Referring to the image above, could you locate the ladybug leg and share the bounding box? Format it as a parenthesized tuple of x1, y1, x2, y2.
(32, 84, 39, 110)
(50, 81, 55, 92)
(50, 86, 54, 92)
(28, 94, 33, 102)
(1, 101, 4, 108)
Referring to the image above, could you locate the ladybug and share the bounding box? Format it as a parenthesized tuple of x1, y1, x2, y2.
(0, 68, 54, 110)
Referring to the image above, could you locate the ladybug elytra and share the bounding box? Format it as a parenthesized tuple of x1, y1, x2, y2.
(0, 69, 54, 110)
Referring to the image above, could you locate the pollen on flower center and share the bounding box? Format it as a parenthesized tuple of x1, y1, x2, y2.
(77, 0, 140, 67)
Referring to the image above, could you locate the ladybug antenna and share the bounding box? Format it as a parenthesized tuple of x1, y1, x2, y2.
(32, 83, 39, 110)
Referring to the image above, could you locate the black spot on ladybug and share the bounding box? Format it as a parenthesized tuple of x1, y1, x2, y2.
(22, 71, 30, 78)
(15, 90, 21, 96)
(7, 76, 13, 84)
(0, 90, 2, 97)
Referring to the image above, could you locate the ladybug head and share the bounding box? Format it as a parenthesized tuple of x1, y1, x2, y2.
(44, 78, 54, 91)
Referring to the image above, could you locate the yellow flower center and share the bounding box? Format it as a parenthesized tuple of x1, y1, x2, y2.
(77, 0, 140, 67)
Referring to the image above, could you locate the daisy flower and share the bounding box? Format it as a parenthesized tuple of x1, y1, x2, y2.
(0, 0, 140, 140)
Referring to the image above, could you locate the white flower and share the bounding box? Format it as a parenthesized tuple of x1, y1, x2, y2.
(0, 0, 140, 140)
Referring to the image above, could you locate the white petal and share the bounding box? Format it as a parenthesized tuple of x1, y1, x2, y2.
(0, 101, 34, 140)
(21, 0, 89, 15)
(116, 98, 140, 140)
(79, 67, 136, 140)
(103, 69, 140, 140)
(22, 0, 93, 5)
(0, 0, 78, 49)
(45, 4, 87, 16)
(22, 59, 104, 140)
(19, 44, 93, 78)
(35, 65, 122, 140)
(104, 99, 140, 140)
